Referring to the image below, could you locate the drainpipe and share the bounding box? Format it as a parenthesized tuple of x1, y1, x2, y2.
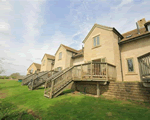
(119, 44, 124, 82)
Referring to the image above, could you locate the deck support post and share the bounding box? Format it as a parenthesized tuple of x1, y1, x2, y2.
(97, 82, 100, 97)
(81, 64, 83, 80)
(91, 62, 93, 80)
(50, 80, 54, 99)
(106, 63, 108, 81)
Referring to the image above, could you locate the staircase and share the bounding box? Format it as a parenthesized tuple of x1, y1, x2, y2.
(22, 73, 37, 85)
(28, 70, 58, 90)
(44, 67, 74, 98)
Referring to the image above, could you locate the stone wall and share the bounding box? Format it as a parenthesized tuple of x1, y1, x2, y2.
(74, 81, 150, 102)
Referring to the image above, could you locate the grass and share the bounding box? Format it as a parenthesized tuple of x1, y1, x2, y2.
(0, 79, 150, 120)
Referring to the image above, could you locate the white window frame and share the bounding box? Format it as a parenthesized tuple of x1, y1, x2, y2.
(93, 35, 100, 47)
(126, 58, 135, 73)
(59, 52, 62, 60)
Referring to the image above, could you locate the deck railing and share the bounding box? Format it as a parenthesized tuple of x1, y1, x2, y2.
(72, 62, 116, 81)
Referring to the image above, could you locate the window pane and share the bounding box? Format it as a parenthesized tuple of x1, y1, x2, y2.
(127, 59, 134, 72)
(93, 37, 96, 47)
(97, 36, 99, 45)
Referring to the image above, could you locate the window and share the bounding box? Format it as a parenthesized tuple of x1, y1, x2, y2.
(57, 67, 62, 71)
(43, 60, 45, 66)
(30, 68, 33, 74)
(147, 24, 150, 32)
(59, 52, 62, 60)
(127, 58, 134, 72)
(93, 35, 100, 47)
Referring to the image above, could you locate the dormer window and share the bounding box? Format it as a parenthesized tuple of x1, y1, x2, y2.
(93, 35, 100, 47)
(147, 24, 150, 32)
(144, 21, 150, 32)
(59, 52, 62, 60)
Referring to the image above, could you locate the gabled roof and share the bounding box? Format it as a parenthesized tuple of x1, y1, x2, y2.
(55, 44, 79, 55)
(27, 63, 41, 70)
(41, 54, 55, 62)
(72, 48, 84, 59)
(82, 23, 123, 43)
(119, 27, 150, 44)
(61, 44, 78, 53)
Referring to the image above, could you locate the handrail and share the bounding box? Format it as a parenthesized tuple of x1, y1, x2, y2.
(51, 66, 74, 82)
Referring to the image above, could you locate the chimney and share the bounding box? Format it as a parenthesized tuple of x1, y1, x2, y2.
(136, 22, 140, 34)
(137, 18, 146, 29)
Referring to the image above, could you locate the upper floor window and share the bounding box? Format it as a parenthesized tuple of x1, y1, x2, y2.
(59, 52, 62, 60)
(30, 68, 33, 74)
(127, 58, 134, 72)
(93, 35, 100, 47)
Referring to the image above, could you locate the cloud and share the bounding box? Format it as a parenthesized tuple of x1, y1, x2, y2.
(0, 0, 150, 76)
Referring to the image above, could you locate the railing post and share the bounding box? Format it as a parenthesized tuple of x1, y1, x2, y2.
(106, 63, 108, 81)
(81, 64, 83, 80)
(50, 80, 54, 99)
(91, 62, 93, 80)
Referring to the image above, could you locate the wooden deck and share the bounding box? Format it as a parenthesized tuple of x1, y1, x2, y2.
(44, 62, 116, 98)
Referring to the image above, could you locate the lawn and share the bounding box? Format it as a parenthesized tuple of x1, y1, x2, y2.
(0, 79, 150, 120)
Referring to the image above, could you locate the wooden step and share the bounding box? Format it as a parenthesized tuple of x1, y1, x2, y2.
(44, 94, 50, 98)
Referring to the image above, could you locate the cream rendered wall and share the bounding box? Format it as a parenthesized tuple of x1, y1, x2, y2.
(112, 33, 123, 81)
(46, 60, 53, 71)
(83, 27, 123, 81)
(27, 64, 37, 74)
(120, 36, 150, 82)
(53, 46, 67, 70)
(84, 27, 116, 65)
(73, 57, 84, 66)
(40, 55, 47, 72)
(41, 55, 54, 71)
(65, 51, 73, 68)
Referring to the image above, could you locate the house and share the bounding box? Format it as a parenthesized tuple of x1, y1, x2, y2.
(40, 54, 55, 72)
(53, 44, 83, 71)
(27, 63, 41, 74)
(50, 18, 150, 83)
(119, 18, 150, 82)
(26, 18, 150, 101)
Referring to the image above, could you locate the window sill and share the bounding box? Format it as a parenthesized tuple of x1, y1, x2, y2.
(92, 45, 101, 49)
(58, 59, 62, 61)
(125, 73, 138, 75)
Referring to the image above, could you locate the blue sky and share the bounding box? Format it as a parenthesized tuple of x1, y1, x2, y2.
(0, 0, 150, 75)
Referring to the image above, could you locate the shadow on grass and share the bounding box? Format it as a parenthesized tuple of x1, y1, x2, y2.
(0, 100, 39, 120)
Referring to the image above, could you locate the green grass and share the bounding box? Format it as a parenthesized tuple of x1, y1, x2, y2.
(0, 79, 150, 120)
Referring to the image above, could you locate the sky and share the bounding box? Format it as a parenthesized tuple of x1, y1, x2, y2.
(0, 0, 150, 76)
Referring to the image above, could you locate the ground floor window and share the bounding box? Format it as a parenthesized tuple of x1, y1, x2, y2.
(127, 58, 134, 72)
(57, 67, 62, 71)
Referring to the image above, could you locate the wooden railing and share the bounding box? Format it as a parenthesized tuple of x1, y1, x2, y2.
(28, 70, 58, 90)
(48, 67, 74, 98)
(72, 62, 116, 81)
(22, 73, 37, 85)
(138, 53, 150, 82)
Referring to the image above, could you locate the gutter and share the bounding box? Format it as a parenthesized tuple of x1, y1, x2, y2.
(119, 44, 124, 82)
(119, 32, 150, 45)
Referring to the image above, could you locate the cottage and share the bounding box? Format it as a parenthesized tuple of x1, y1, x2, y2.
(27, 63, 41, 75)
(40, 54, 55, 72)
